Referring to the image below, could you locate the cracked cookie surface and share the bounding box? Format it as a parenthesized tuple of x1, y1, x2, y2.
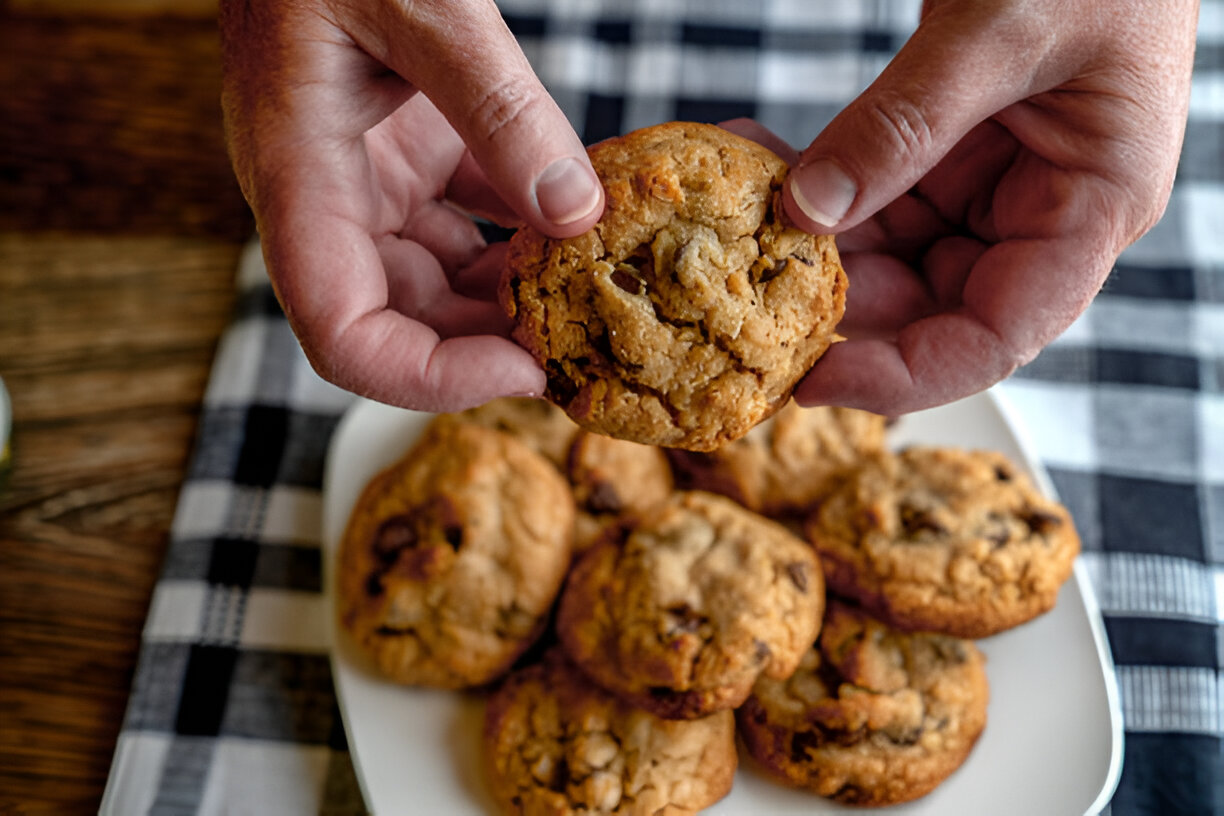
(737, 599, 988, 806)
(557, 491, 824, 719)
(805, 446, 1080, 638)
(501, 121, 847, 451)
(338, 420, 575, 688)
(668, 401, 888, 518)
(483, 650, 737, 816)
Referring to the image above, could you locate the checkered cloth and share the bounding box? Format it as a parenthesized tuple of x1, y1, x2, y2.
(103, 2, 1223, 814)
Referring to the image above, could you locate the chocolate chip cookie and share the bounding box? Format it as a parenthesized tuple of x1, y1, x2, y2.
(668, 401, 888, 518)
(501, 121, 847, 451)
(557, 491, 824, 719)
(805, 446, 1080, 638)
(338, 420, 575, 688)
(433, 396, 580, 472)
(483, 649, 737, 816)
(737, 599, 988, 806)
(566, 429, 675, 553)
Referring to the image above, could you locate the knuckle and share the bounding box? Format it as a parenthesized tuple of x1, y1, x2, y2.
(865, 91, 938, 162)
(464, 77, 550, 145)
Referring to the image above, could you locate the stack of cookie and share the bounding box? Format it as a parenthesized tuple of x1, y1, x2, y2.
(337, 395, 1081, 813)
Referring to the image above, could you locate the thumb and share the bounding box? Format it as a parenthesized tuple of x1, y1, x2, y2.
(784, 7, 1052, 233)
(372, 0, 603, 238)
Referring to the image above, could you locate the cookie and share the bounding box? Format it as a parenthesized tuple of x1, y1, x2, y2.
(483, 650, 737, 816)
(566, 429, 675, 553)
(805, 446, 1080, 638)
(434, 396, 579, 471)
(737, 599, 988, 806)
(557, 491, 824, 719)
(501, 121, 847, 451)
(668, 401, 888, 518)
(338, 421, 575, 688)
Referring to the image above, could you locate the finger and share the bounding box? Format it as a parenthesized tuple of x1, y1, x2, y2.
(397, 199, 488, 275)
(378, 238, 513, 339)
(267, 209, 544, 411)
(354, 0, 603, 238)
(451, 242, 509, 302)
(797, 236, 1109, 415)
(784, 7, 1056, 233)
(717, 118, 800, 165)
(835, 252, 937, 339)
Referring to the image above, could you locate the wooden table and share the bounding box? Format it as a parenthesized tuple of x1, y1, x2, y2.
(0, 4, 253, 812)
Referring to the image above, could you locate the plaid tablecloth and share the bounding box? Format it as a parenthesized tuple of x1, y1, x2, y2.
(103, 2, 1222, 814)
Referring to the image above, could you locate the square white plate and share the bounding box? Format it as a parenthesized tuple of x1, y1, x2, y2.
(322, 389, 1123, 815)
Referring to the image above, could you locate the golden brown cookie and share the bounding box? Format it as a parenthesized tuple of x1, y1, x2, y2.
(501, 121, 847, 451)
(338, 421, 575, 688)
(483, 650, 737, 816)
(433, 396, 580, 472)
(805, 446, 1080, 638)
(668, 401, 888, 518)
(557, 491, 824, 720)
(737, 599, 988, 806)
(566, 429, 675, 553)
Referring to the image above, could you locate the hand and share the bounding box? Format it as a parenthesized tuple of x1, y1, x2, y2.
(779, 0, 1198, 415)
(218, 0, 604, 412)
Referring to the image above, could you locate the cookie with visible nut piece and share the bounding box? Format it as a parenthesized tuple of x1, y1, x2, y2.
(338, 420, 575, 688)
(805, 446, 1080, 638)
(557, 491, 824, 720)
(483, 649, 737, 816)
(501, 121, 847, 452)
(667, 401, 888, 518)
(737, 599, 988, 806)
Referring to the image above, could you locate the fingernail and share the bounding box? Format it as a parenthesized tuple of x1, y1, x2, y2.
(534, 157, 602, 226)
(788, 160, 856, 228)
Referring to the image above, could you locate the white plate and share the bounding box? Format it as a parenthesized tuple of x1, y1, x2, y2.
(322, 389, 1123, 816)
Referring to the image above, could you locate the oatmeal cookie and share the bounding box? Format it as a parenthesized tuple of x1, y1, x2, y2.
(483, 650, 737, 816)
(433, 396, 579, 471)
(338, 421, 575, 688)
(566, 429, 675, 553)
(737, 599, 988, 806)
(501, 121, 847, 451)
(805, 446, 1080, 638)
(557, 491, 824, 719)
(668, 401, 888, 518)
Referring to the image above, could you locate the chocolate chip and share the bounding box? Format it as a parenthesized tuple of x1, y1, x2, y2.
(544, 359, 580, 405)
(373, 514, 418, 565)
(610, 267, 642, 294)
(442, 524, 463, 551)
(785, 561, 810, 593)
(1022, 508, 1063, 535)
(365, 573, 384, 597)
(900, 504, 947, 537)
(994, 464, 1014, 482)
(830, 782, 866, 804)
(789, 729, 824, 763)
(753, 638, 773, 663)
(665, 604, 707, 634)
(584, 480, 623, 514)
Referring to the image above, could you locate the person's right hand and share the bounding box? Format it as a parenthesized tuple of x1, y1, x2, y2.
(219, 0, 604, 413)
(777, 0, 1198, 416)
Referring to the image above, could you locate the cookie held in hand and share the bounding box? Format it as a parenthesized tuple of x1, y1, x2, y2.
(501, 121, 847, 451)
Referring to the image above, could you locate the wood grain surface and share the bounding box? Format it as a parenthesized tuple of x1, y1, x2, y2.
(0, 4, 252, 813)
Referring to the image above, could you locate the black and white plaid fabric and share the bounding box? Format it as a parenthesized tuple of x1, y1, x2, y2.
(103, 2, 1222, 814)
